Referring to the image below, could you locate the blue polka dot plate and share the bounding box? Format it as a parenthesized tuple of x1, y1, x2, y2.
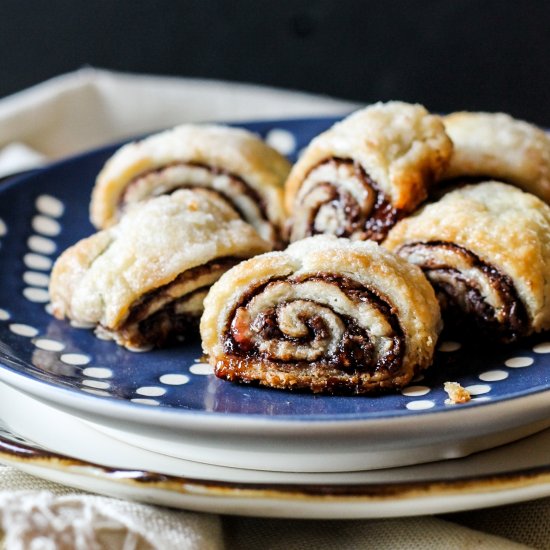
(0, 118, 549, 473)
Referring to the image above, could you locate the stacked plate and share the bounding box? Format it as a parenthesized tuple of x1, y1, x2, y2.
(0, 118, 549, 518)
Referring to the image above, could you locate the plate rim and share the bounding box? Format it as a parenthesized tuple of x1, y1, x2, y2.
(2, 430, 550, 494)
(1, 427, 550, 513)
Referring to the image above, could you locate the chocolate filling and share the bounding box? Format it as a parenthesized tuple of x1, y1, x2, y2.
(118, 161, 282, 246)
(297, 158, 402, 243)
(136, 292, 203, 347)
(118, 257, 240, 348)
(222, 274, 404, 374)
(398, 241, 528, 341)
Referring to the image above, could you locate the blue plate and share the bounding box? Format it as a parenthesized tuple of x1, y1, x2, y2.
(0, 117, 549, 424)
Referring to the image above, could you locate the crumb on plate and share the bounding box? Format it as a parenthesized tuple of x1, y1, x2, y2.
(444, 381, 471, 405)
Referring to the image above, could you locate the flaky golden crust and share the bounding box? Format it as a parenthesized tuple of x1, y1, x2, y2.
(201, 236, 442, 394)
(443, 112, 550, 203)
(385, 182, 550, 337)
(90, 124, 291, 247)
(51, 190, 270, 349)
(284, 102, 453, 243)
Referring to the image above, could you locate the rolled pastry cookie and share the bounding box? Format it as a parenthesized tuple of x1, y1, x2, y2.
(285, 102, 453, 243)
(442, 112, 550, 203)
(385, 182, 550, 342)
(90, 124, 291, 248)
(51, 190, 270, 350)
(201, 236, 442, 395)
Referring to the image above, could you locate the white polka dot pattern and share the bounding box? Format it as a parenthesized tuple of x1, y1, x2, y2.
(23, 271, 50, 287)
(60, 353, 90, 366)
(479, 370, 509, 382)
(32, 216, 61, 237)
(438, 341, 461, 352)
(35, 195, 64, 218)
(190, 363, 214, 375)
(23, 253, 52, 271)
(465, 384, 491, 395)
(23, 288, 49, 303)
(131, 398, 159, 406)
(82, 367, 113, 379)
(505, 357, 534, 368)
(27, 235, 56, 255)
(9, 324, 38, 337)
(533, 342, 550, 354)
(34, 338, 65, 352)
(20, 197, 60, 305)
(0, 179, 544, 412)
(136, 386, 166, 397)
(406, 400, 435, 411)
(265, 128, 297, 156)
(1, 155, 549, 420)
(159, 374, 190, 385)
(401, 386, 431, 397)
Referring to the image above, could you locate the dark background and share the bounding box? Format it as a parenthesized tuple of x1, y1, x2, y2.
(2, 0, 550, 125)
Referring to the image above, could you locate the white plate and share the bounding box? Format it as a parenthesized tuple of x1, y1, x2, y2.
(0, 381, 549, 519)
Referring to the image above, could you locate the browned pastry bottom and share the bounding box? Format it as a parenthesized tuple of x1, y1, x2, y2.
(214, 355, 421, 395)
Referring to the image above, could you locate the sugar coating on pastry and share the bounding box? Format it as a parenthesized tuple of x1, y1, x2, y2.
(201, 235, 442, 395)
(51, 189, 271, 349)
(285, 101, 453, 243)
(385, 181, 550, 340)
(90, 124, 291, 247)
(443, 111, 550, 203)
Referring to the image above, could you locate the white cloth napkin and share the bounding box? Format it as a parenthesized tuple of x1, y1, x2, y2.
(0, 69, 548, 550)
(0, 67, 356, 178)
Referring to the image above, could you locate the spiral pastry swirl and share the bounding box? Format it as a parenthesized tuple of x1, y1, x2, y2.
(285, 102, 453, 243)
(201, 236, 442, 394)
(90, 124, 290, 248)
(385, 182, 550, 342)
(289, 158, 401, 243)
